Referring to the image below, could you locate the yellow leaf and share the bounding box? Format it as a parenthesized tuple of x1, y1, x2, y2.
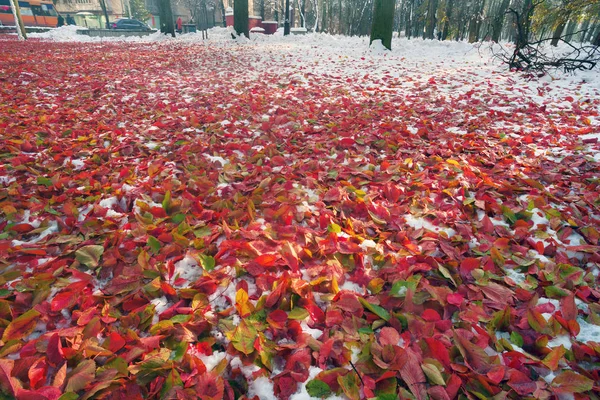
(446, 159, 460, 166)
(332, 275, 340, 294)
(235, 289, 253, 317)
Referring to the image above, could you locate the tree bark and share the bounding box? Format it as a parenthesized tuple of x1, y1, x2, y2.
(491, 0, 510, 42)
(550, 20, 567, 46)
(441, 0, 454, 40)
(99, 0, 111, 29)
(321, 0, 327, 32)
(284, 0, 290, 34)
(424, 0, 438, 39)
(159, 0, 175, 36)
(234, 0, 249, 37)
(468, 0, 485, 43)
(8, 0, 26, 40)
(220, 0, 226, 27)
(594, 29, 600, 46)
(370, 0, 396, 50)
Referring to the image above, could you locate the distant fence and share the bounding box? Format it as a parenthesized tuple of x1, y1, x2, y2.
(77, 29, 156, 37)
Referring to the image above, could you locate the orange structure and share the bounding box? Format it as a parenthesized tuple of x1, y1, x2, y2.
(0, 0, 58, 28)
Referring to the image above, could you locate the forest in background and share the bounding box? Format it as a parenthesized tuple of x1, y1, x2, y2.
(184, 0, 600, 45)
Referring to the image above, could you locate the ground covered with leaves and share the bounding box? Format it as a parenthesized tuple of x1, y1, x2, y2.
(1, 30, 599, 400)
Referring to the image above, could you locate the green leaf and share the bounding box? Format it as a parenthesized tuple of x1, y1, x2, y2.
(501, 206, 517, 224)
(231, 321, 257, 355)
(160, 369, 183, 399)
(199, 254, 215, 271)
(510, 331, 524, 348)
(551, 371, 594, 393)
(328, 223, 342, 234)
(489, 307, 511, 331)
(337, 371, 360, 400)
(288, 307, 309, 320)
(527, 309, 549, 334)
(58, 394, 79, 400)
(65, 359, 96, 392)
(305, 379, 331, 397)
(162, 190, 171, 214)
(37, 176, 53, 187)
(170, 315, 191, 324)
(171, 213, 185, 224)
(193, 226, 212, 238)
(147, 236, 161, 253)
(422, 362, 446, 386)
(2, 309, 41, 342)
(544, 286, 569, 298)
(75, 245, 104, 268)
(358, 298, 390, 321)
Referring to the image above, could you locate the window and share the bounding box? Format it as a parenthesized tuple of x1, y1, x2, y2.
(18, 2, 34, 16)
(41, 4, 57, 16)
(0, 5, 11, 14)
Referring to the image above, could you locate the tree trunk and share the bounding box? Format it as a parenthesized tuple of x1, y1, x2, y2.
(424, 0, 438, 39)
(99, 0, 110, 29)
(491, 0, 509, 42)
(404, 0, 411, 38)
(468, 0, 485, 43)
(512, 0, 534, 48)
(550, 20, 567, 46)
(284, 0, 290, 34)
(564, 19, 577, 42)
(8, 0, 26, 39)
(441, 0, 454, 40)
(370, 0, 396, 50)
(586, 19, 599, 42)
(158, 0, 175, 36)
(321, 0, 327, 32)
(202, 0, 209, 37)
(234, 0, 249, 37)
(337, 0, 342, 34)
(594, 28, 600, 46)
(220, 0, 226, 27)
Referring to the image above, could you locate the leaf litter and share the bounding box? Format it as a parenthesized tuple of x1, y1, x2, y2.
(0, 29, 599, 399)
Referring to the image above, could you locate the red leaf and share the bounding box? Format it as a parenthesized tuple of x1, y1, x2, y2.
(551, 370, 594, 393)
(50, 291, 77, 312)
(285, 348, 311, 382)
(2, 309, 41, 342)
(0, 359, 20, 396)
(422, 309, 441, 322)
(281, 242, 299, 273)
(507, 369, 536, 395)
(379, 327, 401, 346)
(335, 292, 363, 314)
(447, 293, 464, 306)
(28, 358, 48, 390)
(486, 365, 505, 385)
(46, 334, 64, 367)
(460, 258, 480, 274)
(399, 347, 427, 400)
(267, 310, 288, 329)
(107, 331, 126, 353)
(453, 330, 499, 374)
(255, 254, 278, 267)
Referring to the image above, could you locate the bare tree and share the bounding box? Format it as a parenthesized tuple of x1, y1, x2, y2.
(371, 0, 396, 49)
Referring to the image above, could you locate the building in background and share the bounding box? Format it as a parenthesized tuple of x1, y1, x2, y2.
(54, 0, 191, 29)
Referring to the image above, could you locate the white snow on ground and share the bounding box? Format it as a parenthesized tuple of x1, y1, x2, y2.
(173, 254, 202, 285)
(547, 317, 600, 350)
(404, 214, 457, 237)
(198, 351, 227, 372)
(10, 26, 600, 400)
